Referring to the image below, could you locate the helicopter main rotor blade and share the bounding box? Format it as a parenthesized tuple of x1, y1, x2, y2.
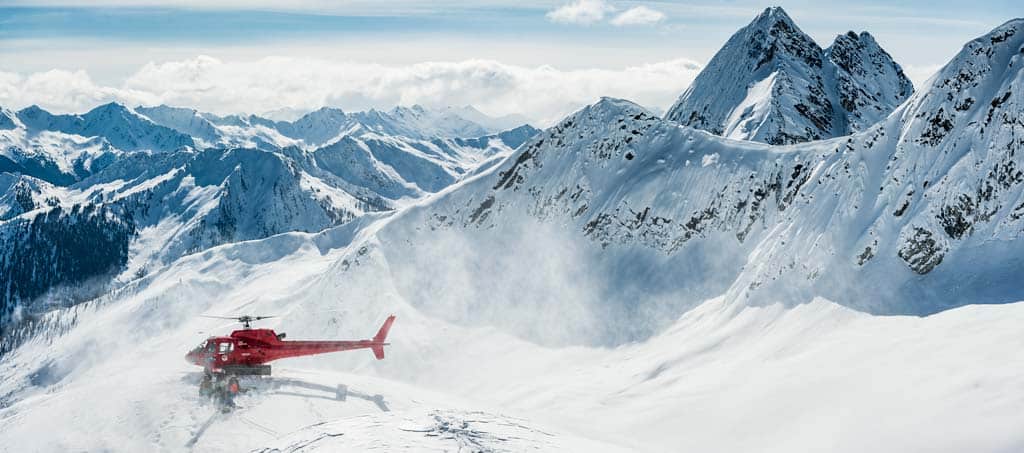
(199, 315, 241, 320)
(197, 320, 241, 333)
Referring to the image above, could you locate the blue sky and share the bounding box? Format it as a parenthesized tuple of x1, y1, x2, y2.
(0, 1, 1019, 122)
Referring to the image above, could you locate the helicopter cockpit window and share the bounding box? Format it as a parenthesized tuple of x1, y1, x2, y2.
(218, 342, 234, 354)
(205, 341, 216, 353)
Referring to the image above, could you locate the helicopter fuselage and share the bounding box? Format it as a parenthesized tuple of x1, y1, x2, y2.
(186, 316, 394, 375)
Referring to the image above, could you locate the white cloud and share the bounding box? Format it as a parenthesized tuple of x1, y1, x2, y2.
(902, 63, 944, 89)
(0, 69, 159, 112)
(0, 56, 702, 126)
(610, 6, 666, 26)
(545, 0, 614, 25)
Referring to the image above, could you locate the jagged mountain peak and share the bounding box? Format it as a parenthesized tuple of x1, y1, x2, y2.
(286, 107, 351, 145)
(135, 104, 222, 145)
(0, 106, 17, 130)
(15, 104, 60, 130)
(741, 6, 821, 70)
(665, 7, 911, 145)
(83, 102, 160, 127)
(85, 101, 132, 115)
(136, 104, 200, 115)
(13, 103, 194, 152)
(533, 97, 656, 148)
(746, 6, 798, 33)
(390, 105, 426, 117)
(895, 16, 1022, 148)
(755, 6, 787, 19)
(573, 96, 651, 121)
(825, 30, 914, 132)
(302, 106, 347, 118)
(444, 105, 534, 132)
(18, 104, 46, 115)
(663, 7, 830, 144)
(829, 31, 882, 59)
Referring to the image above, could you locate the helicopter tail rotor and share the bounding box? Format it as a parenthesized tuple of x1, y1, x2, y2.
(370, 315, 396, 360)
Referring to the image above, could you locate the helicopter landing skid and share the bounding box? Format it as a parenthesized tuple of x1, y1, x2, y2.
(218, 365, 272, 376)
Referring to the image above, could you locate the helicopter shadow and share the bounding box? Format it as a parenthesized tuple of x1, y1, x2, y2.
(178, 372, 390, 412)
(179, 373, 389, 450)
(248, 376, 390, 412)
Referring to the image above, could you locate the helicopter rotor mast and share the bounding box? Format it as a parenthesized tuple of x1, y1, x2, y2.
(200, 315, 277, 329)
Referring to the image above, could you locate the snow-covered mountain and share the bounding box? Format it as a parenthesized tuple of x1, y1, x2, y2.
(0, 107, 17, 130)
(665, 7, 913, 144)
(2, 16, 1023, 445)
(441, 105, 533, 132)
(134, 105, 224, 146)
(135, 103, 531, 150)
(16, 103, 196, 152)
(362, 16, 1024, 345)
(1, 106, 120, 185)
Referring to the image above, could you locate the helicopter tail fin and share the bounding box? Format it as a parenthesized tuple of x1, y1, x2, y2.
(370, 315, 395, 360)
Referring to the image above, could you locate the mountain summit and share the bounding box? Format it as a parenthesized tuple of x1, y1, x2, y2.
(665, 7, 912, 144)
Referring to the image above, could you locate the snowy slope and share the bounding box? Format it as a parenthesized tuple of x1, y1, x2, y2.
(665, 7, 912, 144)
(0, 199, 1021, 452)
(0, 173, 62, 221)
(135, 105, 225, 147)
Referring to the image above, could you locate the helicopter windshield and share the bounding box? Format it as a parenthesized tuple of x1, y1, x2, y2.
(217, 342, 234, 354)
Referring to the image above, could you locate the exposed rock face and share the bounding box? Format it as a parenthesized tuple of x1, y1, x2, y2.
(826, 31, 915, 132)
(665, 7, 913, 144)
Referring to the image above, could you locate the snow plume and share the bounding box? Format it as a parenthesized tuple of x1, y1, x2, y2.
(363, 190, 748, 347)
(0, 56, 702, 126)
(375, 219, 607, 347)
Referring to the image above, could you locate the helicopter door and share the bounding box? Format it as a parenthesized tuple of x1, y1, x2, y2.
(217, 341, 234, 362)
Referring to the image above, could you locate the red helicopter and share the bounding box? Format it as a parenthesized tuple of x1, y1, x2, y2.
(186, 314, 395, 380)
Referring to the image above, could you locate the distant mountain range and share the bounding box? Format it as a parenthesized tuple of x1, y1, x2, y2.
(0, 102, 537, 326)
